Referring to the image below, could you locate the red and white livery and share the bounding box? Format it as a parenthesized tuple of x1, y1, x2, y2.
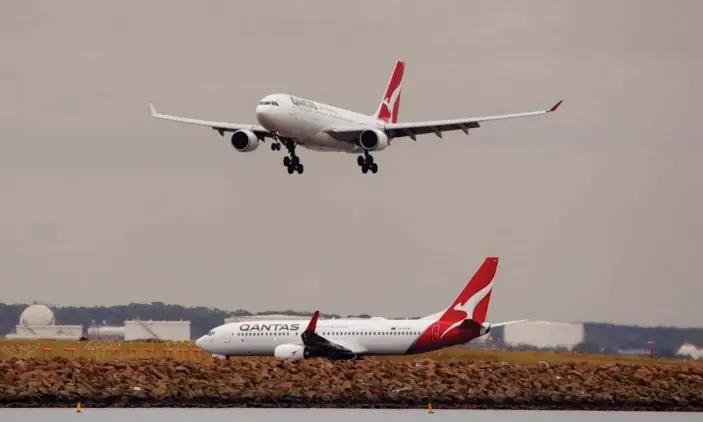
(195, 257, 528, 360)
(149, 61, 562, 175)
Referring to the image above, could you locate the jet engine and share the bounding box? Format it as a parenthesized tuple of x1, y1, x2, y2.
(273, 343, 310, 361)
(231, 129, 260, 152)
(358, 129, 390, 151)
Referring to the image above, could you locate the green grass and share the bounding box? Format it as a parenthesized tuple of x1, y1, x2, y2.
(0, 339, 200, 360)
(0, 339, 698, 366)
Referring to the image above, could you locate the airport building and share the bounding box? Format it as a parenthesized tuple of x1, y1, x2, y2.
(501, 320, 586, 350)
(4, 304, 83, 340)
(88, 319, 191, 341)
(3, 304, 192, 341)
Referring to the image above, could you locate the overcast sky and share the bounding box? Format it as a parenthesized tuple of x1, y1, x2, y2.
(1, 0, 701, 327)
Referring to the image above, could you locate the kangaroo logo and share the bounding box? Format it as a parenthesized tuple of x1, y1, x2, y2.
(439, 281, 493, 339)
(380, 84, 401, 122)
(377, 61, 404, 123)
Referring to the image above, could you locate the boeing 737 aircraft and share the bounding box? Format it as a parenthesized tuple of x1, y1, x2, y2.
(149, 61, 562, 175)
(194, 257, 528, 360)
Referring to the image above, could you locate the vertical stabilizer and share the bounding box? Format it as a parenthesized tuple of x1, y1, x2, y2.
(439, 257, 498, 325)
(374, 61, 405, 123)
(422, 257, 498, 324)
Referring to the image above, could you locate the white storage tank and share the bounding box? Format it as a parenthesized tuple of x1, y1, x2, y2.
(124, 320, 191, 341)
(87, 325, 126, 339)
(503, 321, 585, 350)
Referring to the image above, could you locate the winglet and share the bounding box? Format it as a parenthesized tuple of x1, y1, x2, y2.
(548, 100, 563, 112)
(149, 102, 156, 116)
(304, 311, 319, 333)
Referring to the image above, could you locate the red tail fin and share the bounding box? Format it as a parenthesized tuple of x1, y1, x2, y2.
(374, 61, 404, 123)
(439, 257, 498, 326)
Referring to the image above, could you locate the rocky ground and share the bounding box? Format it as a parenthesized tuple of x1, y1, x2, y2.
(1, 357, 702, 410)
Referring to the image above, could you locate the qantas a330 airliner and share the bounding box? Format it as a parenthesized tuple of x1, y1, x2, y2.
(194, 257, 528, 360)
(149, 61, 562, 175)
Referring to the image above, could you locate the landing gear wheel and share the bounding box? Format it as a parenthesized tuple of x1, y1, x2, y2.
(358, 153, 378, 174)
(281, 140, 302, 174)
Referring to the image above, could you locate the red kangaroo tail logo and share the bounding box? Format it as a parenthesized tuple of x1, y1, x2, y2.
(438, 257, 498, 339)
(375, 61, 404, 123)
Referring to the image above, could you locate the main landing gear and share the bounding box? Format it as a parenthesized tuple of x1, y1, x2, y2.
(357, 151, 378, 174)
(281, 140, 303, 175)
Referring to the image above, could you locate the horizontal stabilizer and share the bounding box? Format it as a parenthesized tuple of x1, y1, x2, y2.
(486, 319, 530, 328)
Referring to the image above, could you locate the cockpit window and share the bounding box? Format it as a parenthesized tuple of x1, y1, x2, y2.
(207, 330, 215, 336)
(258, 101, 279, 106)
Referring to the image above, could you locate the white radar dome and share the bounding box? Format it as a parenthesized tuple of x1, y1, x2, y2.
(19, 304, 56, 326)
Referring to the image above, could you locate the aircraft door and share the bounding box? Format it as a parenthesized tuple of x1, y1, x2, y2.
(431, 324, 440, 341)
(224, 332, 232, 343)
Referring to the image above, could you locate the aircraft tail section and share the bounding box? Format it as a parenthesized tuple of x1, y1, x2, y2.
(421, 257, 498, 324)
(374, 60, 405, 123)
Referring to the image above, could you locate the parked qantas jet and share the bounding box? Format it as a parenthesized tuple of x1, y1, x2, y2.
(194, 257, 527, 360)
(149, 61, 562, 175)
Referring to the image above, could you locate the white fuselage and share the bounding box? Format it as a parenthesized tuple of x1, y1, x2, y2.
(196, 317, 437, 357)
(255, 94, 382, 153)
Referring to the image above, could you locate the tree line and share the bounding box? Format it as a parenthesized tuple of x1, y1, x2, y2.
(0, 302, 374, 340)
(1, 302, 701, 357)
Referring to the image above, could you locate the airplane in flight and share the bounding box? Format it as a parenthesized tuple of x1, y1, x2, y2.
(149, 61, 562, 175)
(194, 257, 528, 360)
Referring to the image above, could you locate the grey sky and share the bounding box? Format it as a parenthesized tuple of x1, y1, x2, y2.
(1, 0, 701, 327)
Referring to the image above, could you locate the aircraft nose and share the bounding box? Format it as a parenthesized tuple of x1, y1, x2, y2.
(255, 106, 267, 123)
(255, 105, 276, 129)
(195, 335, 207, 349)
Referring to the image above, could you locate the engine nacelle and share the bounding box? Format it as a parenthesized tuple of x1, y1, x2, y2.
(274, 343, 310, 361)
(358, 129, 390, 151)
(231, 129, 260, 152)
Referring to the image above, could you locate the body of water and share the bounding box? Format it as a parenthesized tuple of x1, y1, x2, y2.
(0, 409, 700, 422)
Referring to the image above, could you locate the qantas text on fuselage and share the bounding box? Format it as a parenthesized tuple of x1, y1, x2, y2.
(194, 257, 529, 361)
(149, 61, 562, 175)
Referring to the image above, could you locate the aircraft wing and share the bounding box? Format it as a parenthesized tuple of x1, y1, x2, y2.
(300, 311, 366, 358)
(148, 102, 272, 137)
(324, 101, 562, 141)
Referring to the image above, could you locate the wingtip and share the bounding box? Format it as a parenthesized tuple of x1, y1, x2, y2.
(149, 102, 156, 116)
(549, 100, 563, 112)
